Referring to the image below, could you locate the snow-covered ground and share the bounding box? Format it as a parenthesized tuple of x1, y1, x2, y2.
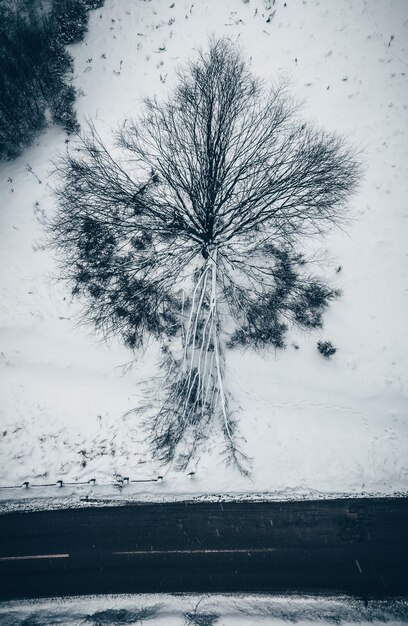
(1, 594, 407, 625)
(1, 0, 408, 502)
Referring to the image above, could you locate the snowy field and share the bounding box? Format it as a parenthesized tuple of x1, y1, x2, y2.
(0, 0, 408, 502)
(1, 594, 408, 626)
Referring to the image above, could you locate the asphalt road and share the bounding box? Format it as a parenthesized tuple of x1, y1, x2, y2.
(0, 498, 407, 600)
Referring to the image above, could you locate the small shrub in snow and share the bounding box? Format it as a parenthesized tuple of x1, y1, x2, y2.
(185, 612, 219, 625)
(85, 605, 161, 624)
(317, 340, 337, 358)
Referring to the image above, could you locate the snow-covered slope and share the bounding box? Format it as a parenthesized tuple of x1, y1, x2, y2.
(1, 594, 407, 626)
(1, 0, 407, 500)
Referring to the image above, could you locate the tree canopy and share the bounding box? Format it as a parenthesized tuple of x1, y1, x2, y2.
(50, 38, 360, 472)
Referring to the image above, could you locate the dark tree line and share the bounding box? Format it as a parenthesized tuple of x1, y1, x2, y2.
(0, 0, 104, 160)
(49, 39, 360, 472)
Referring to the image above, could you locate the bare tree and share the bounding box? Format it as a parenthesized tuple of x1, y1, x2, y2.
(49, 38, 360, 473)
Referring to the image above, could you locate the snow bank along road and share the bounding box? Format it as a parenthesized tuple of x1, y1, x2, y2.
(0, 498, 407, 600)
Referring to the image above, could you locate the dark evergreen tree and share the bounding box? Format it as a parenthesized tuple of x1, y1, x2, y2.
(0, 0, 104, 160)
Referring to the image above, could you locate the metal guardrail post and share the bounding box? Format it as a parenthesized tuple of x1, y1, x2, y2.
(0, 475, 163, 490)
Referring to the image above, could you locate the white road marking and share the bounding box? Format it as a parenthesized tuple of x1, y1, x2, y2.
(0, 548, 276, 560)
(113, 548, 276, 555)
(0, 553, 69, 561)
